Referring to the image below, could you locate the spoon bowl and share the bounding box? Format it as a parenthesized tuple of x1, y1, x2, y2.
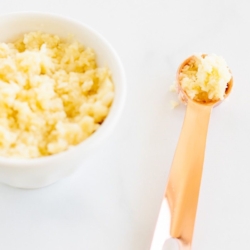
(176, 55, 233, 107)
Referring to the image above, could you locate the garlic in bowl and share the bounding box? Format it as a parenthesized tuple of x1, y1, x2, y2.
(0, 12, 126, 188)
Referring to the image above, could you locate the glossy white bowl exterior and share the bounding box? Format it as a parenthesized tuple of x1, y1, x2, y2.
(0, 12, 126, 189)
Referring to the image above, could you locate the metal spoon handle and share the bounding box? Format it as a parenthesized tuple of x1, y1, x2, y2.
(165, 100, 212, 248)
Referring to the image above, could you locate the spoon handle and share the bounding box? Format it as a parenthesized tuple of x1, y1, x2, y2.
(165, 101, 212, 248)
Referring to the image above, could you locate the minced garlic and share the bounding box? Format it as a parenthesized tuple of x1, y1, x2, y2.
(0, 32, 114, 158)
(179, 54, 231, 103)
(170, 100, 179, 109)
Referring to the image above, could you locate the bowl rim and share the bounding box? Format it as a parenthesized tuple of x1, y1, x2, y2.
(0, 11, 126, 166)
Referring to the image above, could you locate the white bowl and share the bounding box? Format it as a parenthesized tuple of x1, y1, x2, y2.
(0, 12, 126, 189)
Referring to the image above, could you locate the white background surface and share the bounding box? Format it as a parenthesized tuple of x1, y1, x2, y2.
(0, 1, 249, 249)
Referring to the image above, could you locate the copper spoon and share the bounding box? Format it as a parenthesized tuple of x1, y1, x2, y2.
(163, 55, 233, 250)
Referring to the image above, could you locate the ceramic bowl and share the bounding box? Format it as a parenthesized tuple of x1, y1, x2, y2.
(0, 12, 126, 189)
